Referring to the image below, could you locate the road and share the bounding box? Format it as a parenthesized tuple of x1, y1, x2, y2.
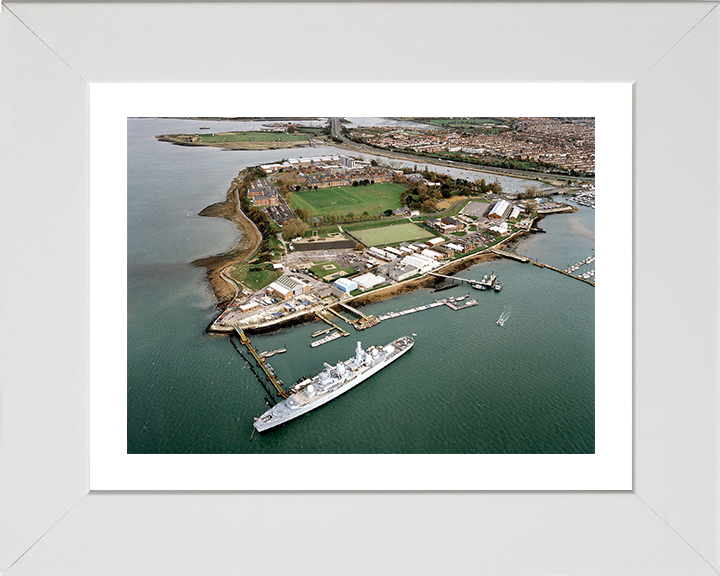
(329, 117, 593, 185)
(331, 117, 342, 140)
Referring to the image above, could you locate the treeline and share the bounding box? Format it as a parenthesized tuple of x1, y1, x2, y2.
(401, 168, 503, 212)
(401, 183, 440, 212)
(516, 185, 553, 199)
(237, 170, 277, 263)
(295, 209, 378, 227)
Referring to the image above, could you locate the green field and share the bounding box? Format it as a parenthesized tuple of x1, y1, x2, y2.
(230, 264, 282, 291)
(351, 222, 436, 247)
(198, 131, 308, 143)
(308, 261, 357, 281)
(289, 183, 405, 219)
(422, 118, 505, 128)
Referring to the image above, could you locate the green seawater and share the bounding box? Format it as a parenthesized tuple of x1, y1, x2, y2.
(128, 118, 594, 454)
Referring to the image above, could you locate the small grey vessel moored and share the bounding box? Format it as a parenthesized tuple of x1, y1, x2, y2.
(254, 336, 415, 432)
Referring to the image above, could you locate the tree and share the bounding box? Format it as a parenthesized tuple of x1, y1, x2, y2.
(370, 159, 379, 167)
(383, 209, 394, 217)
(294, 207, 309, 222)
(421, 198, 437, 213)
(355, 243, 364, 252)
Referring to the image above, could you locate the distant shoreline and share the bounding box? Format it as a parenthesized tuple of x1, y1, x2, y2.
(156, 134, 311, 151)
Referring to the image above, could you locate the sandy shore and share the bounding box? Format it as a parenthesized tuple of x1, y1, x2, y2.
(193, 173, 262, 308)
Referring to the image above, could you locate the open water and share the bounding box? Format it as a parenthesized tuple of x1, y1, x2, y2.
(127, 118, 594, 454)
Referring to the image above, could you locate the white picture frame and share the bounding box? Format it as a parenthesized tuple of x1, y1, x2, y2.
(1, 2, 718, 574)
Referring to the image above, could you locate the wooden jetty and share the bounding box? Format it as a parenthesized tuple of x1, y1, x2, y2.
(338, 301, 370, 320)
(314, 312, 349, 336)
(488, 248, 595, 287)
(234, 327, 288, 399)
(490, 248, 530, 263)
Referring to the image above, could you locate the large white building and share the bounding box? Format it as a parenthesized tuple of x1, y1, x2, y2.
(339, 155, 356, 168)
(333, 277, 358, 297)
(354, 273, 385, 290)
(402, 254, 439, 274)
(274, 275, 310, 296)
(489, 199, 511, 219)
(489, 222, 510, 235)
(267, 282, 293, 300)
(509, 205, 525, 220)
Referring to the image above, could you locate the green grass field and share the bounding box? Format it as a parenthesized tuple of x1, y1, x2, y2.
(308, 261, 357, 281)
(230, 264, 282, 291)
(422, 118, 505, 128)
(289, 183, 405, 219)
(351, 222, 436, 247)
(198, 131, 308, 143)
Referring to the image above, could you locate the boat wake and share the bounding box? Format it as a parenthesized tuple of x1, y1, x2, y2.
(496, 308, 511, 327)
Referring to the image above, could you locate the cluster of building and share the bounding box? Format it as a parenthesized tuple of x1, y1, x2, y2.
(247, 179, 279, 207)
(426, 216, 466, 234)
(213, 273, 325, 327)
(332, 273, 386, 297)
(349, 117, 595, 174)
(331, 232, 495, 297)
(487, 199, 525, 221)
(260, 155, 403, 190)
(260, 155, 344, 174)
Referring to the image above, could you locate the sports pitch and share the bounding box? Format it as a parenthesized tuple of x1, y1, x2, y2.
(351, 223, 436, 247)
(289, 183, 405, 219)
(198, 131, 308, 143)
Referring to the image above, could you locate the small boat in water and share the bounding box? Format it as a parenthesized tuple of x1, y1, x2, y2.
(494, 282, 503, 292)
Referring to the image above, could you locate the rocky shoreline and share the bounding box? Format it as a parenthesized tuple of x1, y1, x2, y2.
(192, 174, 262, 308)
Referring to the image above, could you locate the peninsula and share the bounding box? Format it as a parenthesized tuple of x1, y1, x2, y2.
(191, 141, 589, 337)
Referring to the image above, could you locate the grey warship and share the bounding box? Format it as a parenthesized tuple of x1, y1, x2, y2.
(254, 336, 414, 432)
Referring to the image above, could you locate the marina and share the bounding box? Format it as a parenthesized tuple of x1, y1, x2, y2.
(310, 330, 343, 347)
(374, 295, 477, 322)
(313, 312, 349, 336)
(565, 254, 595, 274)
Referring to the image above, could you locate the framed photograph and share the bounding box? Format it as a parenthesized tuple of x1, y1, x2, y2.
(1, 2, 718, 575)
